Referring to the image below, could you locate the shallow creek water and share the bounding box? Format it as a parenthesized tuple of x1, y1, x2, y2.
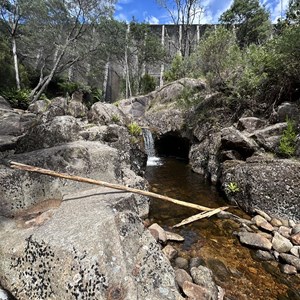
(145, 157, 300, 300)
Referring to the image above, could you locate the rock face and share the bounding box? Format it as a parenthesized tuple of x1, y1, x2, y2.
(0, 93, 184, 299)
(222, 157, 300, 222)
(118, 78, 206, 121)
(88, 102, 126, 125)
(0, 188, 181, 300)
(16, 116, 82, 153)
(189, 124, 221, 184)
(0, 141, 121, 218)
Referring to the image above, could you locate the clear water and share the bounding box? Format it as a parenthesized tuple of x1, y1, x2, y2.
(145, 157, 300, 300)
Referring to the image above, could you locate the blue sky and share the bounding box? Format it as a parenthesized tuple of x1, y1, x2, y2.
(115, 0, 289, 24)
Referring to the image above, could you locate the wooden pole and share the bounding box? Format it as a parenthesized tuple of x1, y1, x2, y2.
(173, 206, 229, 228)
(10, 161, 215, 212)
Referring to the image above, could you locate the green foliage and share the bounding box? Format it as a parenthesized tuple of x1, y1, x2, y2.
(164, 53, 185, 82)
(286, 0, 300, 25)
(111, 114, 120, 124)
(57, 80, 81, 95)
(279, 119, 297, 157)
(176, 87, 203, 109)
(2, 88, 31, 109)
(127, 122, 142, 137)
(219, 0, 272, 47)
(91, 88, 104, 102)
(248, 26, 300, 104)
(226, 182, 240, 193)
(139, 73, 156, 94)
(188, 27, 242, 91)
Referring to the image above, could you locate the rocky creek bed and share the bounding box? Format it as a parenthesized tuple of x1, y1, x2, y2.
(1, 76, 300, 299)
(145, 157, 300, 300)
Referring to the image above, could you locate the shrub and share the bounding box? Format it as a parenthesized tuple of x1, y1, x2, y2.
(279, 119, 297, 157)
(139, 73, 156, 94)
(2, 88, 31, 109)
(164, 53, 185, 82)
(187, 27, 242, 92)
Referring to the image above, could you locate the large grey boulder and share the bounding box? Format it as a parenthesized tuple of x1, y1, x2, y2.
(88, 102, 126, 125)
(118, 78, 206, 121)
(277, 102, 300, 124)
(28, 99, 51, 114)
(221, 126, 259, 158)
(248, 123, 287, 153)
(0, 141, 120, 218)
(189, 129, 221, 184)
(47, 97, 68, 118)
(222, 157, 300, 221)
(16, 115, 81, 153)
(0, 187, 181, 300)
(0, 109, 36, 137)
(67, 91, 88, 118)
(237, 117, 267, 133)
(145, 108, 185, 135)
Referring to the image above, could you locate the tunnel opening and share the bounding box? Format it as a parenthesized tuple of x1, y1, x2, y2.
(155, 132, 190, 161)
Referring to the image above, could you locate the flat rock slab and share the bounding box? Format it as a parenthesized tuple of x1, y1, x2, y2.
(0, 187, 180, 300)
(238, 232, 272, 251)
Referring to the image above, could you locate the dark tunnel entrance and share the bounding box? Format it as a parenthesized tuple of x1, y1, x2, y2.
(155, 132, 190, 160)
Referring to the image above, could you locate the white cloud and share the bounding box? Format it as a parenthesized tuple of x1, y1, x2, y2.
(146, 15, 160, 24)
(115, 4, 123, 11)
(115, 12, 130, 22)
(270, 0, 289, 22)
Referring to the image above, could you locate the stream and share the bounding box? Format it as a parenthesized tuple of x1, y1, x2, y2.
(145, 157, 300, 300)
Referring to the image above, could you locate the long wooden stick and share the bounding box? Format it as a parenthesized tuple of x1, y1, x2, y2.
(173, 206, 229, 228)
(10, 161, 214, 212)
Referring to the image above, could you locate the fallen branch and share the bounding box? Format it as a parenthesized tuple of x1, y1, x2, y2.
(173, 206, 229, 228)
(10, 161, 215, 212)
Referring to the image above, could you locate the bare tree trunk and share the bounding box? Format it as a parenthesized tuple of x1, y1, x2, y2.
(103, 60, 110, 101)
(160, 25, 165, 87)
(124, 23, 132, 99)
(30, 46, 66, 103)
(12, 36, 20, 90)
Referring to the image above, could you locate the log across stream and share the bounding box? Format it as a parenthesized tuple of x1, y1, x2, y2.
(145, 157, 300, 300)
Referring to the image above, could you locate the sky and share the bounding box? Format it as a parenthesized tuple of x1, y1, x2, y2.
(114, 0, 290, 24)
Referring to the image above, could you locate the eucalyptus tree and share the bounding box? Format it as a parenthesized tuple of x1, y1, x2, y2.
(127, 22, 166, 95)
(0, 0, 34, 89)
(219, 0, 272, 47)
(19, 0, 116, 103)
(156, 0, 204, 57)
(286, 0, 300, 24)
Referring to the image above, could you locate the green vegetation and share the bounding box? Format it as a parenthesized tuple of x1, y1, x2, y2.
(139, 73, 156, 94)
(111, 114, 120, 124)
(219, 0, 272, 47)
(2, 88, 31, 109)
(164, 54, 185, 82)
(226, 182, 240, 193)
(279, 119, 297, 157)
(127, 122, 142, 137)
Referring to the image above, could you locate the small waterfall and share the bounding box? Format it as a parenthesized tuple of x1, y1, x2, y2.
(142, 128, 161, 166)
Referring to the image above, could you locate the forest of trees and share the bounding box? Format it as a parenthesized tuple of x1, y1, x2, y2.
(0, 0, 299, 109)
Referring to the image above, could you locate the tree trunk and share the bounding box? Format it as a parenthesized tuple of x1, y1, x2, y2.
(103, 60, 110, 101)
(12, 36, 20, 90)
(30, 46, 66, 103)
(160, 25, 165, 87)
